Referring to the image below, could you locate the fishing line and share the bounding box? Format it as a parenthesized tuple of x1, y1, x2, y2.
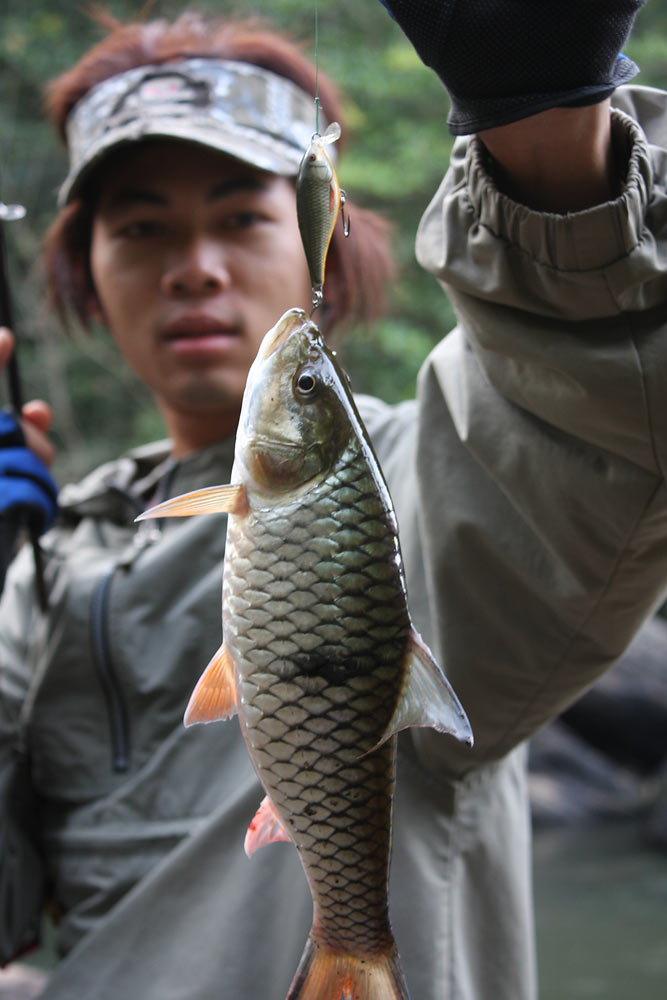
(314, 0, 321, 134)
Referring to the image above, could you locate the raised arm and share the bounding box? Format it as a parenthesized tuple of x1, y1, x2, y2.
(379, 0, 644, 211)
(375, 0, 667, 777)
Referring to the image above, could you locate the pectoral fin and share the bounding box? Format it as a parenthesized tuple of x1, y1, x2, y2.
(244, 794, 293, 858)
(136, 484, 248, 521)
(373, 630, 473, 750)
(184, 643, 237, 726)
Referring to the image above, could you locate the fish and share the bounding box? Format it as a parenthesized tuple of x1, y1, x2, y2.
(296, 121, 347, 312)
(137, 307, 473, 1000)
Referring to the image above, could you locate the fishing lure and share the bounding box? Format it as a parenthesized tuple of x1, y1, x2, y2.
(296, 121, 349, 313)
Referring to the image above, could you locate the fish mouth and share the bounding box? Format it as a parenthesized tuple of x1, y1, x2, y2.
(256, 308, 313, 363)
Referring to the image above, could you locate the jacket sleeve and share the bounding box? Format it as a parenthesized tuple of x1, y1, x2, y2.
(0, 545, 46, 963)
(406, 92, 667, 777)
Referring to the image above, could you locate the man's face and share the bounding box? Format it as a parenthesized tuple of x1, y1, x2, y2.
(89, 140, 313, 453)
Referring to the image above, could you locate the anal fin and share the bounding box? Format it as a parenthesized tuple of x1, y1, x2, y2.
(245, 794, 293, 858)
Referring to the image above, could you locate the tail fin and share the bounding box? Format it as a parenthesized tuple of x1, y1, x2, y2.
(286, 935, 410, 1000)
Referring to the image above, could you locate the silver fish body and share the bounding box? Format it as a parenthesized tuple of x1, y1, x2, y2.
(226, 428, 406, 957)
(226, 309, 472, 998)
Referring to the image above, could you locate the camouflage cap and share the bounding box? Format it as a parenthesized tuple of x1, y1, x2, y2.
(59, 58, 327, 205)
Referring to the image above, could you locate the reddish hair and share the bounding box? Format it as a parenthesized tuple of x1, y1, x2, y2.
(43, 10, 393, 336)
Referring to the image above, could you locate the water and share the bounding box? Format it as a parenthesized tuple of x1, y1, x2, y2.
(533, 822, 667, 998)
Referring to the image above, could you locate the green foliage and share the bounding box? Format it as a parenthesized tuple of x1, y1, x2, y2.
(337, 317, 453, 403)
(0, 0, 456, 480)
(1, 0, 667, 479)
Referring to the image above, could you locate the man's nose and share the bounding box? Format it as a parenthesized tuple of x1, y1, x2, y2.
(162, 236, 231, 296)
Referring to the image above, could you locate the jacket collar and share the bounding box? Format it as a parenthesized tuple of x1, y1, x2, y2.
(58, 437, 236, 524)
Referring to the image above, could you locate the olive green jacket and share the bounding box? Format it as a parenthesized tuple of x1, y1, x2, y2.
(2, 86, 667, 999)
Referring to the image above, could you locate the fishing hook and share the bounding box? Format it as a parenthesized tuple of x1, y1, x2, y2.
(340, 190, 351, 238)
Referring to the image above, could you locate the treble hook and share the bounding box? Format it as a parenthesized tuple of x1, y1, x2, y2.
(340, 190, 351, 238)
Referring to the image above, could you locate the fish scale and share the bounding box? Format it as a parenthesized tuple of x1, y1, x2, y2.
(225, 436, 409, 954)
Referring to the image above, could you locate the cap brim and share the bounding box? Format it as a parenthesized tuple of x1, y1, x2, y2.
(59, 117, 304, 206)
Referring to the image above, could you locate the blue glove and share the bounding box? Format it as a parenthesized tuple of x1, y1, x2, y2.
(378, 1, 645, 134)
(0, 410, 58, 534)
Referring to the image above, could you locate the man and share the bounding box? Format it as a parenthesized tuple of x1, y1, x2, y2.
(1, 2, 665, 999)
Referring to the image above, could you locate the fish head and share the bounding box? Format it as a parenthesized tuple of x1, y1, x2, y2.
(235, 308, 354, 501)
(298, 138, 335, 185)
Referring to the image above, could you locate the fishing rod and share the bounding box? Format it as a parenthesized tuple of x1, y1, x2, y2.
(0, 199, 49, 611)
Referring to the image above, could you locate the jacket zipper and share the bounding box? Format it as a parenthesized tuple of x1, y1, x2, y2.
(88, 464, 179, 774)
(90, 566, 130, 773)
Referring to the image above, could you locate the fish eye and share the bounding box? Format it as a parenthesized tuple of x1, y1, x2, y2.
(294, 369, 319, 399)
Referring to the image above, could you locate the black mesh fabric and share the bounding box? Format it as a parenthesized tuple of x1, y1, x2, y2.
(381, 1, 646, 133)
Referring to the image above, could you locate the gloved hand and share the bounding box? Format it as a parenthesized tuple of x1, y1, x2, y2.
(378, 1, 646, 134)
(0, 410, 58, 534)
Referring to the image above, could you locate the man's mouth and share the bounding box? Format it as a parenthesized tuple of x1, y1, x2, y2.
(161, 314, 240, 353)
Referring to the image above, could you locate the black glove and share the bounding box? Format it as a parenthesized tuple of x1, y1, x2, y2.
(378, 1, 646, 134)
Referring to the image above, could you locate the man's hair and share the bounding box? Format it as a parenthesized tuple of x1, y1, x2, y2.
(44, 10, 393, 336)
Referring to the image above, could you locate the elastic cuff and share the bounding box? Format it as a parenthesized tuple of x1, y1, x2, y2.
(463, 108, 649, 271)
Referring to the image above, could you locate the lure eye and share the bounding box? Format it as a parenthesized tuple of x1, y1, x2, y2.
(294, 370, 318, 399)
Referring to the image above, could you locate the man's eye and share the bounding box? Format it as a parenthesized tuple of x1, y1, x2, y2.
(225, 211, 262, 229)
(119, 220, 164, 238)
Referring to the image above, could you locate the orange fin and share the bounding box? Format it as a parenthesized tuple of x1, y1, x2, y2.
(244, 794, 293, 858)
(184, 643, 237, 727)
(136, 484, 248, 521)
(372, 629, 473, 751)
(286, 935, 410, 1000)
